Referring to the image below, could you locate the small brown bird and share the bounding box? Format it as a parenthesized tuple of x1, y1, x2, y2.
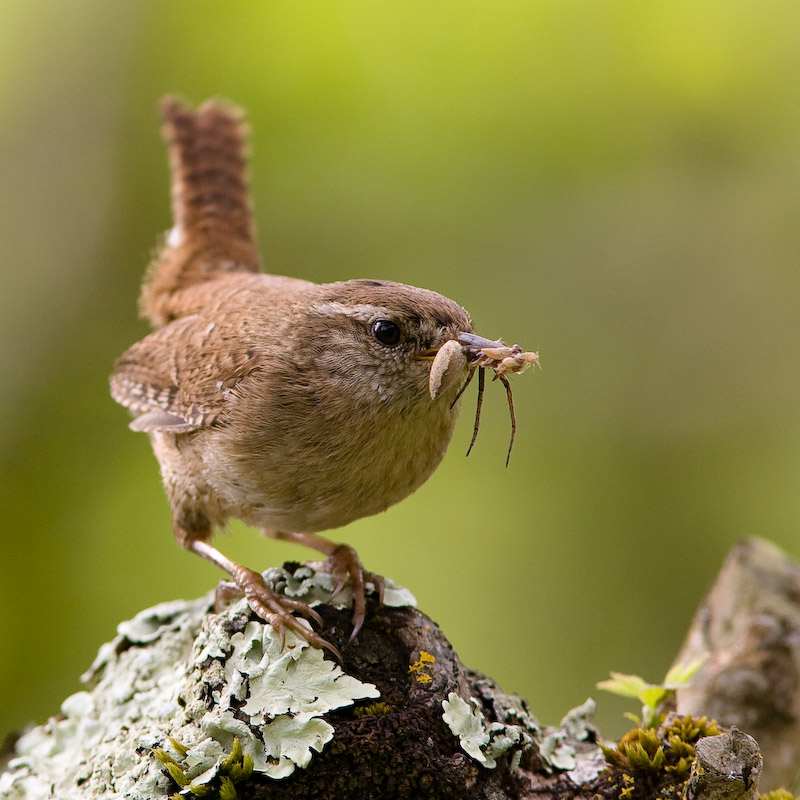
(111, 97, 536, 656)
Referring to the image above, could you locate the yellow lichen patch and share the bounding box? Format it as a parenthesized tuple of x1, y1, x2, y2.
(408, 650, 436, 684)
(409, 651, 435, 671)
(619, 772, 635, 800)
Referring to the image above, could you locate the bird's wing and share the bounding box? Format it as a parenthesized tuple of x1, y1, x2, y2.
(110, 315, 263, 432)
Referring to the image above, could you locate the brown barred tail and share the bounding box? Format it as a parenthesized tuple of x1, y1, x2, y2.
(140, 96, 261, 327)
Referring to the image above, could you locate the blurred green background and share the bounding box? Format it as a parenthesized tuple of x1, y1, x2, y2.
(2, 0, 800, 745)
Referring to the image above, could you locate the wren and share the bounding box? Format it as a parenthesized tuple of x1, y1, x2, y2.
(111, 97, 536, 656)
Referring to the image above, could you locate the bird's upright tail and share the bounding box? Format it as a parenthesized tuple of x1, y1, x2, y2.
(140, 97, 261, 328)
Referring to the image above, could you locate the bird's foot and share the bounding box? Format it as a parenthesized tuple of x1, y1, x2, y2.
(323, 544, 385, 641)
(227, 563, 343, 661)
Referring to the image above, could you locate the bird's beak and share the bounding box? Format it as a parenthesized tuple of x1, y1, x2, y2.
(456, 332, 505, 355)
(415, 331, 496, 362)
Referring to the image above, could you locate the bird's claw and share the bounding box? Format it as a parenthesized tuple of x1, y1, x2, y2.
(230, 564, 342, 661)
(323, 544, 385, 641)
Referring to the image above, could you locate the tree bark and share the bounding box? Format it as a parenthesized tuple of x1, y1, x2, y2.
(2, 541, 795, 799)
(673, 537, 800, 790)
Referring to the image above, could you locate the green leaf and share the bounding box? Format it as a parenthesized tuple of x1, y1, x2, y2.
(638, 686, 668, 710)
(596, 672, 650, 699)
(663, 655, 708, 689)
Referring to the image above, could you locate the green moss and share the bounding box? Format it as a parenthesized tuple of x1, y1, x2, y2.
(353, 701, 392, 718)
(600, 714, 720, 799)
(154, 737, 254, 800)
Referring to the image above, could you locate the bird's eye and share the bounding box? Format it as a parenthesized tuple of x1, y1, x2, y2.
(371, 319, 402, 346)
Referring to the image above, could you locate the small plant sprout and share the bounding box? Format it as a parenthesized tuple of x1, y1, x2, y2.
(597, 655, 708, 728)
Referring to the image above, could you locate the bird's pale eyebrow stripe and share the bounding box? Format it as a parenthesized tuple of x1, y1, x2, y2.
(311, 302, 392, 323)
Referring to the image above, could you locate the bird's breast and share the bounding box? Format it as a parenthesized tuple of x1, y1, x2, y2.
(204, 388, 461, 533)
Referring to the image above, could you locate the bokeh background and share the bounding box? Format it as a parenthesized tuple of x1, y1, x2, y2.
(2, 0, 800, 745)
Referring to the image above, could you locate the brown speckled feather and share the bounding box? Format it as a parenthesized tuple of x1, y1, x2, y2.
(110, 313, 263, 431)
(141, 97, 261, 328)
(161, 97, 255, 245)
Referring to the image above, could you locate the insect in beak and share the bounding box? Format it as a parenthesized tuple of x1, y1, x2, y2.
(429, 332, 539, 467)
(427, 340, 467, 400)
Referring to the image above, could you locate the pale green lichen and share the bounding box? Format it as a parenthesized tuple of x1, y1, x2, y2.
(539, 698, 600, 772)
(442, 693, 493, 765)
(264, 565, 416, 610)
(559, 697, 598, 742)
(178, 611, 379, 783)
(224, 620, 378, 721)
(0, 565, 404, 800)
(441, 690, 605, 785)
(539, 730, 577, 771)
(555, 699, 607, 785)
(441, 691, 525, 769)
